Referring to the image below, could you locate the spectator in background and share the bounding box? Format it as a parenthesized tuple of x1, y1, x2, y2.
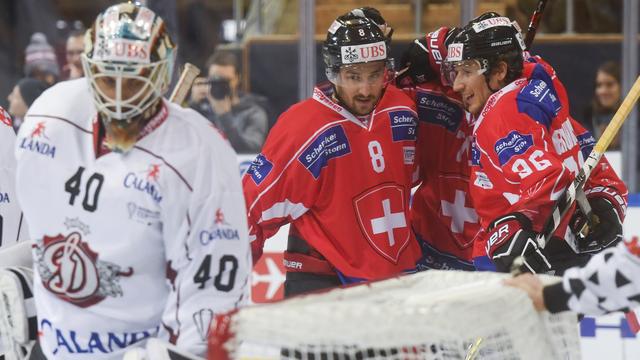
(7, 77, 47, 131)
(188, 75, 210, 111)
(24, 32, 59, 86)
(582, 61, 621, 150)
(62, 29, 85, 80)
(193, 51, 268, 153)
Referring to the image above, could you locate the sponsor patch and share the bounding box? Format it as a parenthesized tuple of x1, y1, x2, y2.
(127, 202, 161, 226)
(447, 43, 464, 62)
(123, 164, 163, 204)
(298, 125, 351, 179)
(470, 141, 481, 166)
(340, 41, 386, 64)
(389, 110, 417, 141)
(19, 121, 56, 158)
(472, 17, 513, 33)
(517, 69, 561, 128)
(403, 146, 415, 165)
(248, 153, 273, 185)
(94, 38, 151, 64)
(416, 92, 463, 132)
(473, 171, 493, 189)
(199, 209, 240, 245)
(494, 131, 534, 166)
(577, 131, 596, 159)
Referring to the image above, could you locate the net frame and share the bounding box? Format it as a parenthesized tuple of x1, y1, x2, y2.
(209, 270, 581, 360)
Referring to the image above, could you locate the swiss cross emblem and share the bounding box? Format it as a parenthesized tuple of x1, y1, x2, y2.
(354, 184, 410, 264)
(440, 186, 479, 248)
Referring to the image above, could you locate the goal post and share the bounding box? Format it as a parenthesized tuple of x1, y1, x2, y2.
(208, 270, 581, 360)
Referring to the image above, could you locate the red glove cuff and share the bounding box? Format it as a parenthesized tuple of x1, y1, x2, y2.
(585, 186, 627, 220)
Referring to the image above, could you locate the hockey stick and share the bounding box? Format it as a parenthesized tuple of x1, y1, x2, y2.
(533, 75, 640, 253)
(169, 63, 200, 105)
(523, 0, 549, 50)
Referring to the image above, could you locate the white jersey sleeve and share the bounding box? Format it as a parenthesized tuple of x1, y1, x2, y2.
(0, 109, 27, 248)
(157, 106, 251, 356)
(544, 239, 640, 315)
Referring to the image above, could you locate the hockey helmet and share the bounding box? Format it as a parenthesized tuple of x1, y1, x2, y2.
(442, 12, 525, 87)
(82, 2, 176, 123)
(322, 13, 394, 88)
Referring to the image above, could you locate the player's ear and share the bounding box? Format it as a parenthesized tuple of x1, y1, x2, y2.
(489, 61, 508, 88)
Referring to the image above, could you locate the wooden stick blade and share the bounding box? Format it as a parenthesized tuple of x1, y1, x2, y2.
(169, 63, 201, 105)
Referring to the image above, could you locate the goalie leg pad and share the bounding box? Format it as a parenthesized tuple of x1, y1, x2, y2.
(0, 266, 37, 359)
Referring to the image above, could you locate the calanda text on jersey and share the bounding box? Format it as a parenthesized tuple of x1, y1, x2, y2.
(244, 84, 421, 281)
(0, 107, 28, 249)
(15, 79, 251, 359)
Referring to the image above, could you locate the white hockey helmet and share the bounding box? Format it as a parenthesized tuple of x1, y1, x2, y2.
(81, 2, 175, 123)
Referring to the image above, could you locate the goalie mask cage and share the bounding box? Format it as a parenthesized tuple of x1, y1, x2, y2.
(208, 270, 581, 360)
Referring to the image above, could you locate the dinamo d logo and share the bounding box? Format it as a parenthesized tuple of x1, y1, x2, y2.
(36, 232, 133, 308)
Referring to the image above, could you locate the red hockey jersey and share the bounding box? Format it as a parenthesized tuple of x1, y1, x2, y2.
(470, 58, 628, 259)
(406, 82, 479, 269)
(243, 84, 421, 281)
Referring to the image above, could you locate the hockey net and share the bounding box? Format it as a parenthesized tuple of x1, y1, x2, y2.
(209, 270, 581, 360)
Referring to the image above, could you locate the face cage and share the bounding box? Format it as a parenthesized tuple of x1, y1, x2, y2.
(441, 58, 489, 87)
(82, 54, 171, 123)
(325, 59, 395, 89)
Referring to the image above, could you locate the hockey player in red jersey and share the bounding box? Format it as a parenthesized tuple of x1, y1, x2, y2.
(243, 13, 421, 296)
(442, 13, 628, 274)
(395, 25, 481, 271)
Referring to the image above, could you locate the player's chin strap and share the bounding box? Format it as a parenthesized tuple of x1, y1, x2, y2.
(0, 267, 37, 360)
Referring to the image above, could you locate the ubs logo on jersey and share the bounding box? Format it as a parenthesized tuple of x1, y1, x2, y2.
(123, 164, 163, 203)
(34, 232, 133, 308)
(389, 111, 417, 141)
(417, 92, 463, 133)
(494, 131, 533, 166)
(199, 209, 240, 246)
(248, 154, 273, 185)
(298, 124, 351, 179)
(19, 121, 56, 158)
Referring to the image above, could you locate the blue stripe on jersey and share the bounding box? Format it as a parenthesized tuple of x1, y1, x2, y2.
(415, 92, 463, 133)
(494, 130, 534, 166)
(516, 64, 562, 129)
(298, 124, 351, 179)
(389, 110, 417, 141)
(248, 153, 273, 185)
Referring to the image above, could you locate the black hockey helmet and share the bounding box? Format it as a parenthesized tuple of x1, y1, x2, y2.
(348, 7, 393, 40)
(442, 12, 525, 87)
(322, 13, 393, 84)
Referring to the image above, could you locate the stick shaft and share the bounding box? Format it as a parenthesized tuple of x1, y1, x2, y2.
(524, 0, 549, 50)
(537, 75, 640, 249)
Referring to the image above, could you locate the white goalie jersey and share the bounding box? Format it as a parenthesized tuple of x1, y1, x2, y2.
(0, 107, 28, 249)
(14, 79, 251, 359)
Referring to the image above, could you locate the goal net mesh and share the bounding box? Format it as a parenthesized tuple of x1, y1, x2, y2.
(209, 270, 581, 360)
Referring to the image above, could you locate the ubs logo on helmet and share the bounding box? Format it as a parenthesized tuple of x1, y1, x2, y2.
(35, 232, 133, 308)
(340, 41, 387, 64)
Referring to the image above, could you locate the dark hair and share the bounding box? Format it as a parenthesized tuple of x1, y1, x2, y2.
(206, 51, 239, 74)
(488, 50, 524, 86)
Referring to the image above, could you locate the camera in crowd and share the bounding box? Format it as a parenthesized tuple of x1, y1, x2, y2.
(209, 75, 231, 100)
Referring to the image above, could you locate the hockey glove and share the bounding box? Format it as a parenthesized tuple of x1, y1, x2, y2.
(486, 213, 551, 274)
(570, 187, 625, 254)
(0, 266, 36, 360)
(396, 27, 458, 87)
